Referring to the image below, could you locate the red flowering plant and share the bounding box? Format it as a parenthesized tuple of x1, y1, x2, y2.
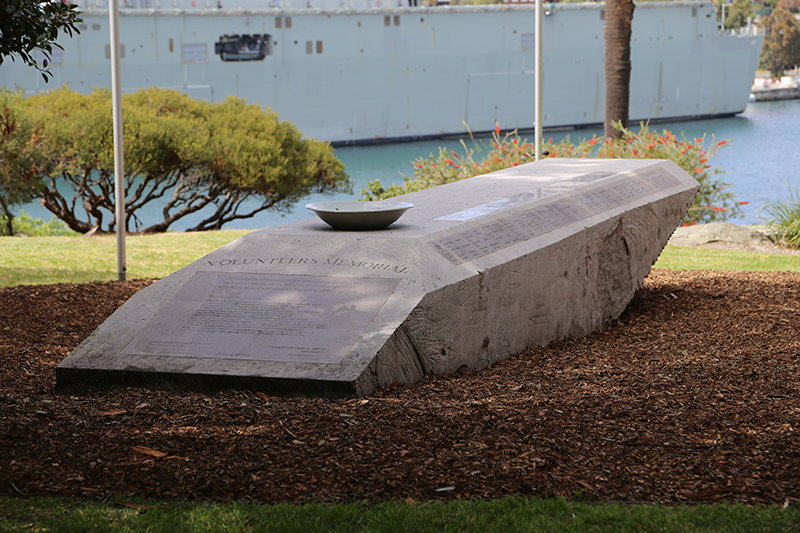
(361, 121, 743, 225)
(594, 122, 743, 224)
(361, 125, 541, 200)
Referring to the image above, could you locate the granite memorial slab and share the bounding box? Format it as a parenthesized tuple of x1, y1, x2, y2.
(56, 158, 699, 397)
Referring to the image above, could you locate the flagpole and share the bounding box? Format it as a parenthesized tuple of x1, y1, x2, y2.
(535, 0, 543, 161)
(109, 0, 126, 281)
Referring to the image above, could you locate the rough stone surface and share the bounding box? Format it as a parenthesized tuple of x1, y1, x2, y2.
(668, 222, 800, 255)
(57, 159, 698, 397)
(669, 222, 774, 247)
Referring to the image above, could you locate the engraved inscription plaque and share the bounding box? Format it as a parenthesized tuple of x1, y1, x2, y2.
(430, 170, 682, 265)
(435, 172, 615, 221)
(121, 273, 400, 365)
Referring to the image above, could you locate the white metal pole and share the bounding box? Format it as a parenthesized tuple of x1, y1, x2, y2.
(535, 0, 543, 161)
(109, 0, 127, 281)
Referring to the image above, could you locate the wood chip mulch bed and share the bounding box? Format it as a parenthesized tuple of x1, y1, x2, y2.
(1, 269, 799, 505)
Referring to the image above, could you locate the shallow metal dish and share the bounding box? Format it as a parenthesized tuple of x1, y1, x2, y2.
(305, 201, 414, 231)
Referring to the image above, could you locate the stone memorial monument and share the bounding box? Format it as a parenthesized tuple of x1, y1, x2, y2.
(57, 158, 698, 397)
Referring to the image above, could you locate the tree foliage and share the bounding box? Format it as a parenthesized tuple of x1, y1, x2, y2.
(777, 0, 800, 13)
(0, 89, 45, 236)
(759, 7, 800, 77)
(0, 0, 82, 82)
(19, 87, 351, 233)
(724, 0, 755, 29)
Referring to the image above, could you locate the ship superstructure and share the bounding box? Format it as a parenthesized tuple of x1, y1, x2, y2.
(0, 1, 763, 144)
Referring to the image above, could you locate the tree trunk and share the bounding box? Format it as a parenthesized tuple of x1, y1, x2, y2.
(0, 197, 14, 236)
(604, 0, 635, 140)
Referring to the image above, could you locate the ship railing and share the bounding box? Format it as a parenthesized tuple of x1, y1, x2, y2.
(719, 22, 763, 37)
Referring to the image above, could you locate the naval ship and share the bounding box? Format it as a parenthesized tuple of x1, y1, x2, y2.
(0, 0, 763, 144)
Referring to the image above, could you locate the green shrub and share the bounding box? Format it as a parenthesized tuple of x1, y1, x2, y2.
(362, 122, 745, 225)
(762, 183, 800, 248)
(0, 210, 79, 236)
(0, 89, 46, 236)
(21, 87, 351, 234)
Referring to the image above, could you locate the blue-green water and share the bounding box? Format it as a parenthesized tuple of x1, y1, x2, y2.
(16, 99, 800, 230)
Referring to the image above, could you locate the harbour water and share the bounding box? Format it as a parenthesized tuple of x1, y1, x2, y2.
(16, 98, 800, 230)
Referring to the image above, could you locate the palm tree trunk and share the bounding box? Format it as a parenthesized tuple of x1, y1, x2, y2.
(604, 0, 635, 140)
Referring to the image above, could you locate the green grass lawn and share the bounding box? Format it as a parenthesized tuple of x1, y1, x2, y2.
(655, 245, 800, 272)
(2, 231, 799, 287)
(2, 231, 799, 531)
(3, 495, 800, 533)
(0, 230, 253, 287)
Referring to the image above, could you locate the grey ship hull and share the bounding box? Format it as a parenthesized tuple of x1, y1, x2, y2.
(0, 1, 763, 144)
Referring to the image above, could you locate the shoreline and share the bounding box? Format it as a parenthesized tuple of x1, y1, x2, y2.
(750, 86, 800, 102)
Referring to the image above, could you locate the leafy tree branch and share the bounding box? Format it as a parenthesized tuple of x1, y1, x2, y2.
(0, 0, 82, 82)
